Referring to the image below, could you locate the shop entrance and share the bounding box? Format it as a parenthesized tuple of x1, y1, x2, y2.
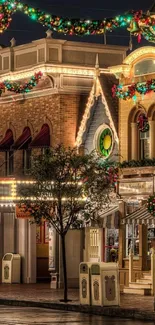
(36, 222, 50, 282)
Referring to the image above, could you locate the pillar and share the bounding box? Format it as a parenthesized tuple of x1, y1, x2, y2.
(131, 122, 138, 160)
(149, 121, 155, 159)
(139, 224, 147, 270)
(129, 248, 133, 283)
(83, 228, 90, 262)
(3, 212, 15, 254)
(118, 201, 125, 268)
(16, 219, 36, 283)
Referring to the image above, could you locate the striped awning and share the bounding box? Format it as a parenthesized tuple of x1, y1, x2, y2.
(100, 206, 120, 229)
(122, 206, 155, 225)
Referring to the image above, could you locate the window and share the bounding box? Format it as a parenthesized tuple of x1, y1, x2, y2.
(134, 59, 155, 76)
(126, 201, 140, 215)
(139, 130, 149, 159)
(148, 225, 155, 256)
(94, 124, 114, 159)
(5, 151, 14, 176)
(126, 224, 139, 256)
(23, 149, 31, 174)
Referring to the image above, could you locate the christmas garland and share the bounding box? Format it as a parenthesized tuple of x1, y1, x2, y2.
(1, 1, 155, 43)
(0, 71, 43, 95)
(112, 79, 155, 101)
(147, 195, 155, 217)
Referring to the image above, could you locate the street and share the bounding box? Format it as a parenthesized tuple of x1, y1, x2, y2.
(0, 307, 153, 325)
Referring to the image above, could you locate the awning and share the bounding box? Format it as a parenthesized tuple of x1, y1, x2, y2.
(30, 124, 50, 148)
(100, 206, 120, 229)
(122, 206, 155, 225)
(12, 127, 31, 150)
(0, 129, 14, 151)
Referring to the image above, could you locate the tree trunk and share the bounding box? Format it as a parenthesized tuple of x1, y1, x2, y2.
(61, 234, 68, 302)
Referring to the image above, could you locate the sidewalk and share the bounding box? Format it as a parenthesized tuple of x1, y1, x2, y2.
(0, 284, 154, 321)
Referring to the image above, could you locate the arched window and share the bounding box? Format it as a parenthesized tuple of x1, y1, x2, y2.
(129, 109, 150, 160)
(134, 59, 155, 76)
(137, 113, 150, 160)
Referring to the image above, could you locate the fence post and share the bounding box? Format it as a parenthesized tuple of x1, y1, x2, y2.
(151, 247, 155, 295)
(129, 248, 133, 283)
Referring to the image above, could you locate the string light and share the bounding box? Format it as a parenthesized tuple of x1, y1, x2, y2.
(0, 1, 155, 43)
(76, 77, 119, 147)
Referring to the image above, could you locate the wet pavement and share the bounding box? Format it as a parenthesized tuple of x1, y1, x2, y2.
(0, 306, 154, 325)
(0, 284, 153, 311)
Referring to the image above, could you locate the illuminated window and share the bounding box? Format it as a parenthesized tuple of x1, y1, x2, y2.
(94, 124, 114, 159)
(134, 59, 155, 76)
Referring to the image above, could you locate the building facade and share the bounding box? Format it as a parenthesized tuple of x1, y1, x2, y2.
(110, 46, 155, 293)
(0, 33, 127, 287)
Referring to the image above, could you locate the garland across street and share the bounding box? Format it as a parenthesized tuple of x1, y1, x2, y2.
(1, 1, 155, 43)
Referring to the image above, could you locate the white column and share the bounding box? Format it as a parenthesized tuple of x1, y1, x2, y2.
(129, 248, 133, 283)
(17, 219, 36, 283)
(3, 212, 15, 254)
(83, 228, 90, 262)
(131, 123, 138, 160)
(149, 121, 155, 159)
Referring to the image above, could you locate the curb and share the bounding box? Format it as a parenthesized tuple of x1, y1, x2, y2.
(0, 299, 154, 321)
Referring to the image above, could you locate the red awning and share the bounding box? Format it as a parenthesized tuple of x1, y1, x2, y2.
(0, 129, 14, 151)
(30, 124, 50, 148)
(12, 127, 31, 150)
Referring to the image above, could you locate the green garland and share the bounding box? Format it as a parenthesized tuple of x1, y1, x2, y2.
(0, 71, 42, 95)
(1, 1, 155, 43)
(112, 79, 155, 101)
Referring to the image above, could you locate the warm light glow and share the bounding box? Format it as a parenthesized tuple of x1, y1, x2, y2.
(0, 64, 95, 83)
(123, 46, 155, 65)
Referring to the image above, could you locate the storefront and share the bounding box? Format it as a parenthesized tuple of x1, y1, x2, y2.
(84, 205, 120, 263)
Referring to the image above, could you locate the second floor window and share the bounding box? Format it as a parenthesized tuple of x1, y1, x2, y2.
(139, 130, 150, 160)
(5, 151, 14, 176)
(23, 149, 31, 174)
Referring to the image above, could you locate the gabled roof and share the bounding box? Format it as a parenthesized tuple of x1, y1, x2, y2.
(99, 73, 118, 133)
(75, 73, 119, 147)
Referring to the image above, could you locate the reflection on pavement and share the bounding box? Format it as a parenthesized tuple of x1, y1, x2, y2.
(0, 307, 153, 325)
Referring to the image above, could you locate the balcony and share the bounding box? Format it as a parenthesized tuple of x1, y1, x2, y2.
(118, 160, 155, 198)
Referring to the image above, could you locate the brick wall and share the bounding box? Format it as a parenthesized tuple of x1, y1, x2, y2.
(0, 93, 85, 177)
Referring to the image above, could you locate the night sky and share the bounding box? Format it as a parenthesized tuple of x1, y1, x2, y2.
(0, 0, 154, 48)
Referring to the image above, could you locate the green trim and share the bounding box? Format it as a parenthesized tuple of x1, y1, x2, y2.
(99, 128, 113, 158)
